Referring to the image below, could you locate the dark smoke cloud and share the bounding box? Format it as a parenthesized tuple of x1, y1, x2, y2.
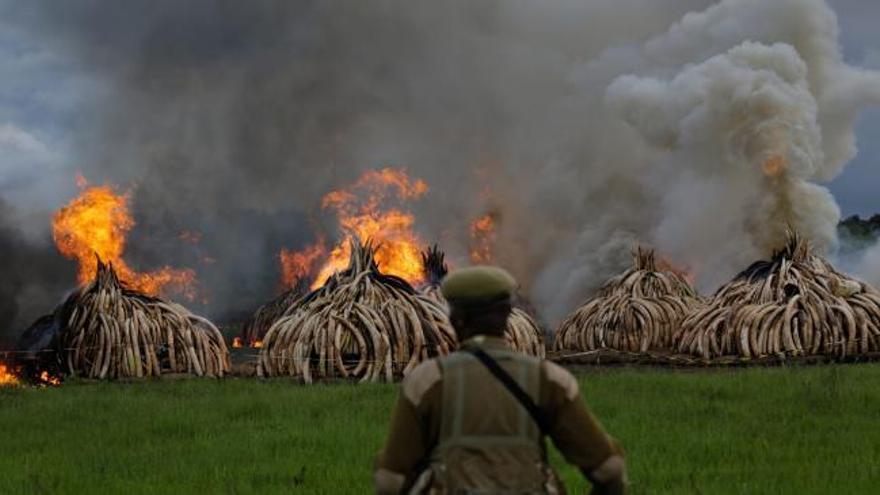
(1, 0, 709, 319)
(1, 0, 877, 330)
(0, 199, 73, 346)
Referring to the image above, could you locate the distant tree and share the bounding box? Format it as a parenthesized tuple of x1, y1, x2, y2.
(838, 215, 880, 253)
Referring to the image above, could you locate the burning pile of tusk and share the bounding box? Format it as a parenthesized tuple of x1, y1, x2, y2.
(257, 240, 456, 382)
(52, 259, 229, 379)
(674, 231, 880, 359)
(241, 284, 305, 346)
(418, 245, 545, 358)
(554, 247, 703, 354)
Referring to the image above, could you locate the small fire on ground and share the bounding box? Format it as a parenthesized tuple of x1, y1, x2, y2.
(38, 371, 62, 386)
(0, 363, 62, 387)
(232, 337, 263, 349)
(0, 363, 19, 386)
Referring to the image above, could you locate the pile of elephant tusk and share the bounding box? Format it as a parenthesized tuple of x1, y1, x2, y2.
(554, 247, 703, 354)
(674, 232, 880, 359)
(242, 284, 304, 346)
(55, 259, 230, 379)
(418, 245, 546, 358)
(502, 309, 546, 358)
(257, 240, 456, 382)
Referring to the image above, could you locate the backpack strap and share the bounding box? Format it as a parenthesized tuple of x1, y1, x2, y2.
(463, 347, 552, 437)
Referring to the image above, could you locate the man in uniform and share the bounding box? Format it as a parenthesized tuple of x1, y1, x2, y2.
(374, 266, 627, 494)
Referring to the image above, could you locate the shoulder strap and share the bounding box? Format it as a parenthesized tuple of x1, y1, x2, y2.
(463, 347, 552, 437)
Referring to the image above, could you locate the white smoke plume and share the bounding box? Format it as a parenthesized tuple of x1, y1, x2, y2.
(607, 42, 834, 282)
(533, 0, 880, 320)
(1, 0, 878, 333)
(853, 243, 880, 288)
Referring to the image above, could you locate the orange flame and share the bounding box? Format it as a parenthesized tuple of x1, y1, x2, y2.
(280, 240, 326, 288)
(52, 177, 197, 298)
(280, 168, 429, 290)
(38, 371, 61, 387)
(657, 256, 698, 286)
(232, 337, 262, 348)
(469, 213, 497, 264)
(762, 155, 787, 178)
(0, 363, 19, 386)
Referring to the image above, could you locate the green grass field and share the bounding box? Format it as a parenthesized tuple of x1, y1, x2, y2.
(1, 364, 878, 494)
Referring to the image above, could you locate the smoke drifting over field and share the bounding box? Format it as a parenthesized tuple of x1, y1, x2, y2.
(1, 0, 879, 335)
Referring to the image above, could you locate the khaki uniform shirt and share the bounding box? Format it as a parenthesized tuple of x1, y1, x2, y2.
(374, 336, 625, 494)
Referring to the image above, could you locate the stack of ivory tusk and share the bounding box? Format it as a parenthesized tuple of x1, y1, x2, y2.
(674, 231, 880, 359)
(419, 245, 546, 358)
(242, 284, 305, 346)
(555, 247, 703, 353)
(56, 259, 229, 379)
(257, 240, 456, 382)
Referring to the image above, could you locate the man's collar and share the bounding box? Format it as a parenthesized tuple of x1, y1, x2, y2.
(460, 334, 509, 351)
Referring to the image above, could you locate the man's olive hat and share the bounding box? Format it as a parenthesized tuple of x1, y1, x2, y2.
(441, 266, 517, 309)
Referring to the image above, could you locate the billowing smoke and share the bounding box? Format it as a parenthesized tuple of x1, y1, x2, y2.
(537, 0, 880, 318)
(606, 42, 838, 286)
(0, 199, 73, 345)
(853, 244, 880, 288)
(0, 0, 878, 334)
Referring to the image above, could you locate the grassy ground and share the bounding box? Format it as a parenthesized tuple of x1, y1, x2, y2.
(1, 364, 878, 494)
